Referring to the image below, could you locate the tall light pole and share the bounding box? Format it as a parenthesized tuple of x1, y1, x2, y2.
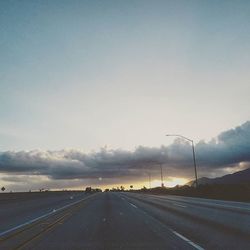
(148, 172, 151, 189)
(160, 164, 164, 187)
(166, 134, 198, 188)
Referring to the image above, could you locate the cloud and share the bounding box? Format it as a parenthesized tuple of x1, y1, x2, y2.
(197, 121, 250, 167)
(0, 121, 250, 184)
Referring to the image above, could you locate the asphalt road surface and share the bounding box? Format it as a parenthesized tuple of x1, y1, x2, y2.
(0, 192, 250, 249)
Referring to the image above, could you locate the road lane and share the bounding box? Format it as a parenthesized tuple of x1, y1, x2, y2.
(0, 191, 87, 233)
(139, 193, 250, 212)
(123, 193, 250, 234)
(0, 193, 100, 249)
(122, 192, 250, 249)
(2, 192, 196, 250)
(1, 192, 249, 249)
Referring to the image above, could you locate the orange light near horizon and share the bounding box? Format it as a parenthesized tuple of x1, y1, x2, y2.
(125, 177, 190, 189)
(142, 177, 189, 188)
(63, 177, 190, 191)
(165, 177, 189, 187)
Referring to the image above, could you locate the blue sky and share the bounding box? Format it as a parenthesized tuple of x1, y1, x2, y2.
(1, 0, 250, 151)
(1, 0, 250, 191)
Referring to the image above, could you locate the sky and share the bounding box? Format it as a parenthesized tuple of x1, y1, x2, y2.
(0, 0, 250, 191)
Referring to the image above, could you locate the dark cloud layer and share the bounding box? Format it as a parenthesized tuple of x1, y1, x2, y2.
(0, 121, 250, 181)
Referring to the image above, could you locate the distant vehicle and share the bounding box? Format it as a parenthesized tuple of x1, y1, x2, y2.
(85, 187, 102, 194)
(94, 188, 102, 193)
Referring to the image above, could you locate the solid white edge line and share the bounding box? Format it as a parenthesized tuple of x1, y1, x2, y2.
(172, 230, 204, 250)
(0, 194, 95, 238)
(200, 203, 250, 212)
(146, 194, 250, 212)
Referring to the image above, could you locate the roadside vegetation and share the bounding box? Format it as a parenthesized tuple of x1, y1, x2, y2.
(132, 184, 250, 202)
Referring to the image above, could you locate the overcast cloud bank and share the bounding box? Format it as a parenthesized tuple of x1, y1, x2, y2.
(0, 121, 250, 187)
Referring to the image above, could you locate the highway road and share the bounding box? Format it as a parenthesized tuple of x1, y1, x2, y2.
(0, 192, 249, 249)
(0, 191, 86, 233)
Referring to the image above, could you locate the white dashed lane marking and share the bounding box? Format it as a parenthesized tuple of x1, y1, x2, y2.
(171, 230, 204, 250)
(121, 195, 203, 250)
(129, 203, 138, 209)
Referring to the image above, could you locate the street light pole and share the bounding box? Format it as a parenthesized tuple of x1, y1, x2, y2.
(166, 134, 198, 188)
(160, 164, 164, 187)
(191, 140, 198, 188)
(148, 172, 151, 189)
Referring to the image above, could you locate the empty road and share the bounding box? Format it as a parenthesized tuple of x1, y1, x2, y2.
(0, 192, 250, 249)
